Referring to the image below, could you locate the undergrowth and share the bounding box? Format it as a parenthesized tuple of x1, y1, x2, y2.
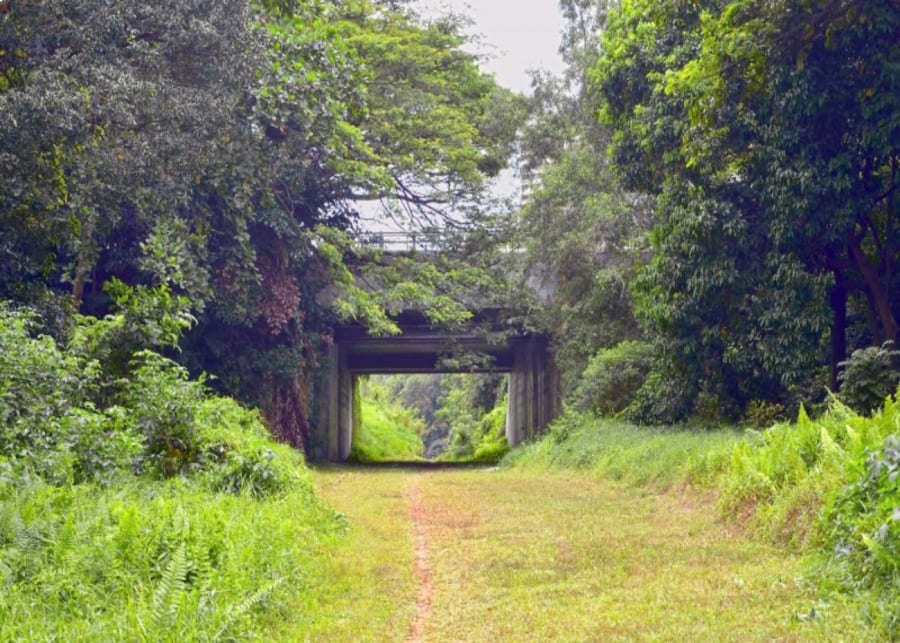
(0, 302, 346, 638)
(0, 476, 343, 640)
(503, 410, 739, 487)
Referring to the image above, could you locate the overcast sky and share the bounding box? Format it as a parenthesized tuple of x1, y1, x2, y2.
(415, 0, 566, 93)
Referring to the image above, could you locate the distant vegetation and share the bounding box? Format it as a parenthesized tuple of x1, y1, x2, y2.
(353, 374, 509, 463)
(350, 379, 425, 462)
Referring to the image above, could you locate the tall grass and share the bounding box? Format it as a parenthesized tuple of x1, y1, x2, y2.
(0, 475, 345, 640)
(503, 410, 740, 487)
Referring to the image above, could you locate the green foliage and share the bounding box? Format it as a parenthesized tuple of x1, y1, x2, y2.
(1, 303, 306, 497)
(1, 0, 518, 452)
(196, 397, 306, 498)
(121, 351, 206, 478)
(623, 367, 697, 426)
(742, 399, 787, 429)
(0, 305, 139, 485)
(592, 0, 900, 419)
(720, 393, 900, 634)
(513, 3, 649, 393)
(351, 381, 424, 462)
(0, 476, 341, 640)
(505, 410, 738, 488)
(721, 395, 900, 546)
(838, 342, 900, 415)
(469, 400, 509, 464)
(571, 340, 653, 416)
(436, 374, 508, 462)
(825, 433, 899, 616)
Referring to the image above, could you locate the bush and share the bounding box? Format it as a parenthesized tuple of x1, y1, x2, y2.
(120, 351, 207, 478)
(824, 432, 899, 606)
(838, 341, 900, 415)
(195, 397, 305, 497)
(1, 304, 305, 496)
(624, 368, 696, 425)
(742, 399, 787, 428)
(0, 306, 138, 484)
(570, 340, 653, 416)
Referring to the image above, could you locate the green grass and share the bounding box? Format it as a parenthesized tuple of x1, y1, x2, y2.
(309, 467, 877, 640)
(351, 396, 424, 462)
(503, 410, 741, 488)
(504, 401, 900, 638)
(298, 468, 418, 641)
(0, 474, 345, 640)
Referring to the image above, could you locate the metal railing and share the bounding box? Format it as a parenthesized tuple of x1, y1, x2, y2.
(354, 230, 446, 254)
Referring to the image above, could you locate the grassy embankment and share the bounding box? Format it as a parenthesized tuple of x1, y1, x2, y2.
(350, 393, 425, 462)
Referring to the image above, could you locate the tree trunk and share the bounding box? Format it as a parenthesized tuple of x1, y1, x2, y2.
(829, 269, 847, 391)
(847, 231, 898, 345)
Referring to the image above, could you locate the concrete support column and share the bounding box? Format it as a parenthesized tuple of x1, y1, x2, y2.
(506, 337, 559, 447)
(337, 369, 354, 461)
(321, 344, 341, 461)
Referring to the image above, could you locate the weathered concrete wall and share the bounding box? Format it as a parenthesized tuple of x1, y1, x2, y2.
(506, 337, 558, 447)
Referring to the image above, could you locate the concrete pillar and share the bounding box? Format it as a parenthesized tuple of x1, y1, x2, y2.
(321, 344, 341, 461)
(337, 369, 354, 461)
(506, 337, 559, 447)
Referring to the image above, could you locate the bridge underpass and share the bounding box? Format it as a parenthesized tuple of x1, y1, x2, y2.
(311, 319, 559, 461)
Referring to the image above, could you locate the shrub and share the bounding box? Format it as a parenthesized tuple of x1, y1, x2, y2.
(624, 368, 696, 425)
(120, 351, 207, 478)
(1, 304, 304, 495)
(195, 397, 305, 497)
(838, 341, 900, 415)
(742, 399, 787, 428)
(0, 306, 138, 484)
(824, 432, 899, 595)
(570, 340, 653, 416)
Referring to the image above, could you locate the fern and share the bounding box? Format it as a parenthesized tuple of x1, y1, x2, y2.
(214, 576, 286, 641)
(152, 542, 189, 630)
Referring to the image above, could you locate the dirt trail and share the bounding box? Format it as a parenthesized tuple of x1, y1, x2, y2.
(404, 482, 433, 642)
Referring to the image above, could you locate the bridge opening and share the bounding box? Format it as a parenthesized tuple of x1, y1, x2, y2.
(351, 373, 509, 463)
(311, 315, 559, 462)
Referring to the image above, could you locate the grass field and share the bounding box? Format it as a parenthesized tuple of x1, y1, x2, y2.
(308, 466, 877, 641)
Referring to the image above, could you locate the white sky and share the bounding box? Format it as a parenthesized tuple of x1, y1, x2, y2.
(415, 0, 566, 94)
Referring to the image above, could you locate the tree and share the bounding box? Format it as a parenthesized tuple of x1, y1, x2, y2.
(592, 0, 899, 419)
(513, 0, 650, 392)
(1, 0, 520, 451)
(0, 0, 258, 311)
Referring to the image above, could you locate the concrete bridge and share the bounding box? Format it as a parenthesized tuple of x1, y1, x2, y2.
(310, 313, 559, 461)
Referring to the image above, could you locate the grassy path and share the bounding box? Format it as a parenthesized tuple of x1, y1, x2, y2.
(307, 467, 870, 641)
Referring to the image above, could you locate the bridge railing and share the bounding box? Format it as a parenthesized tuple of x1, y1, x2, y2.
(354, 230, 446, 254)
